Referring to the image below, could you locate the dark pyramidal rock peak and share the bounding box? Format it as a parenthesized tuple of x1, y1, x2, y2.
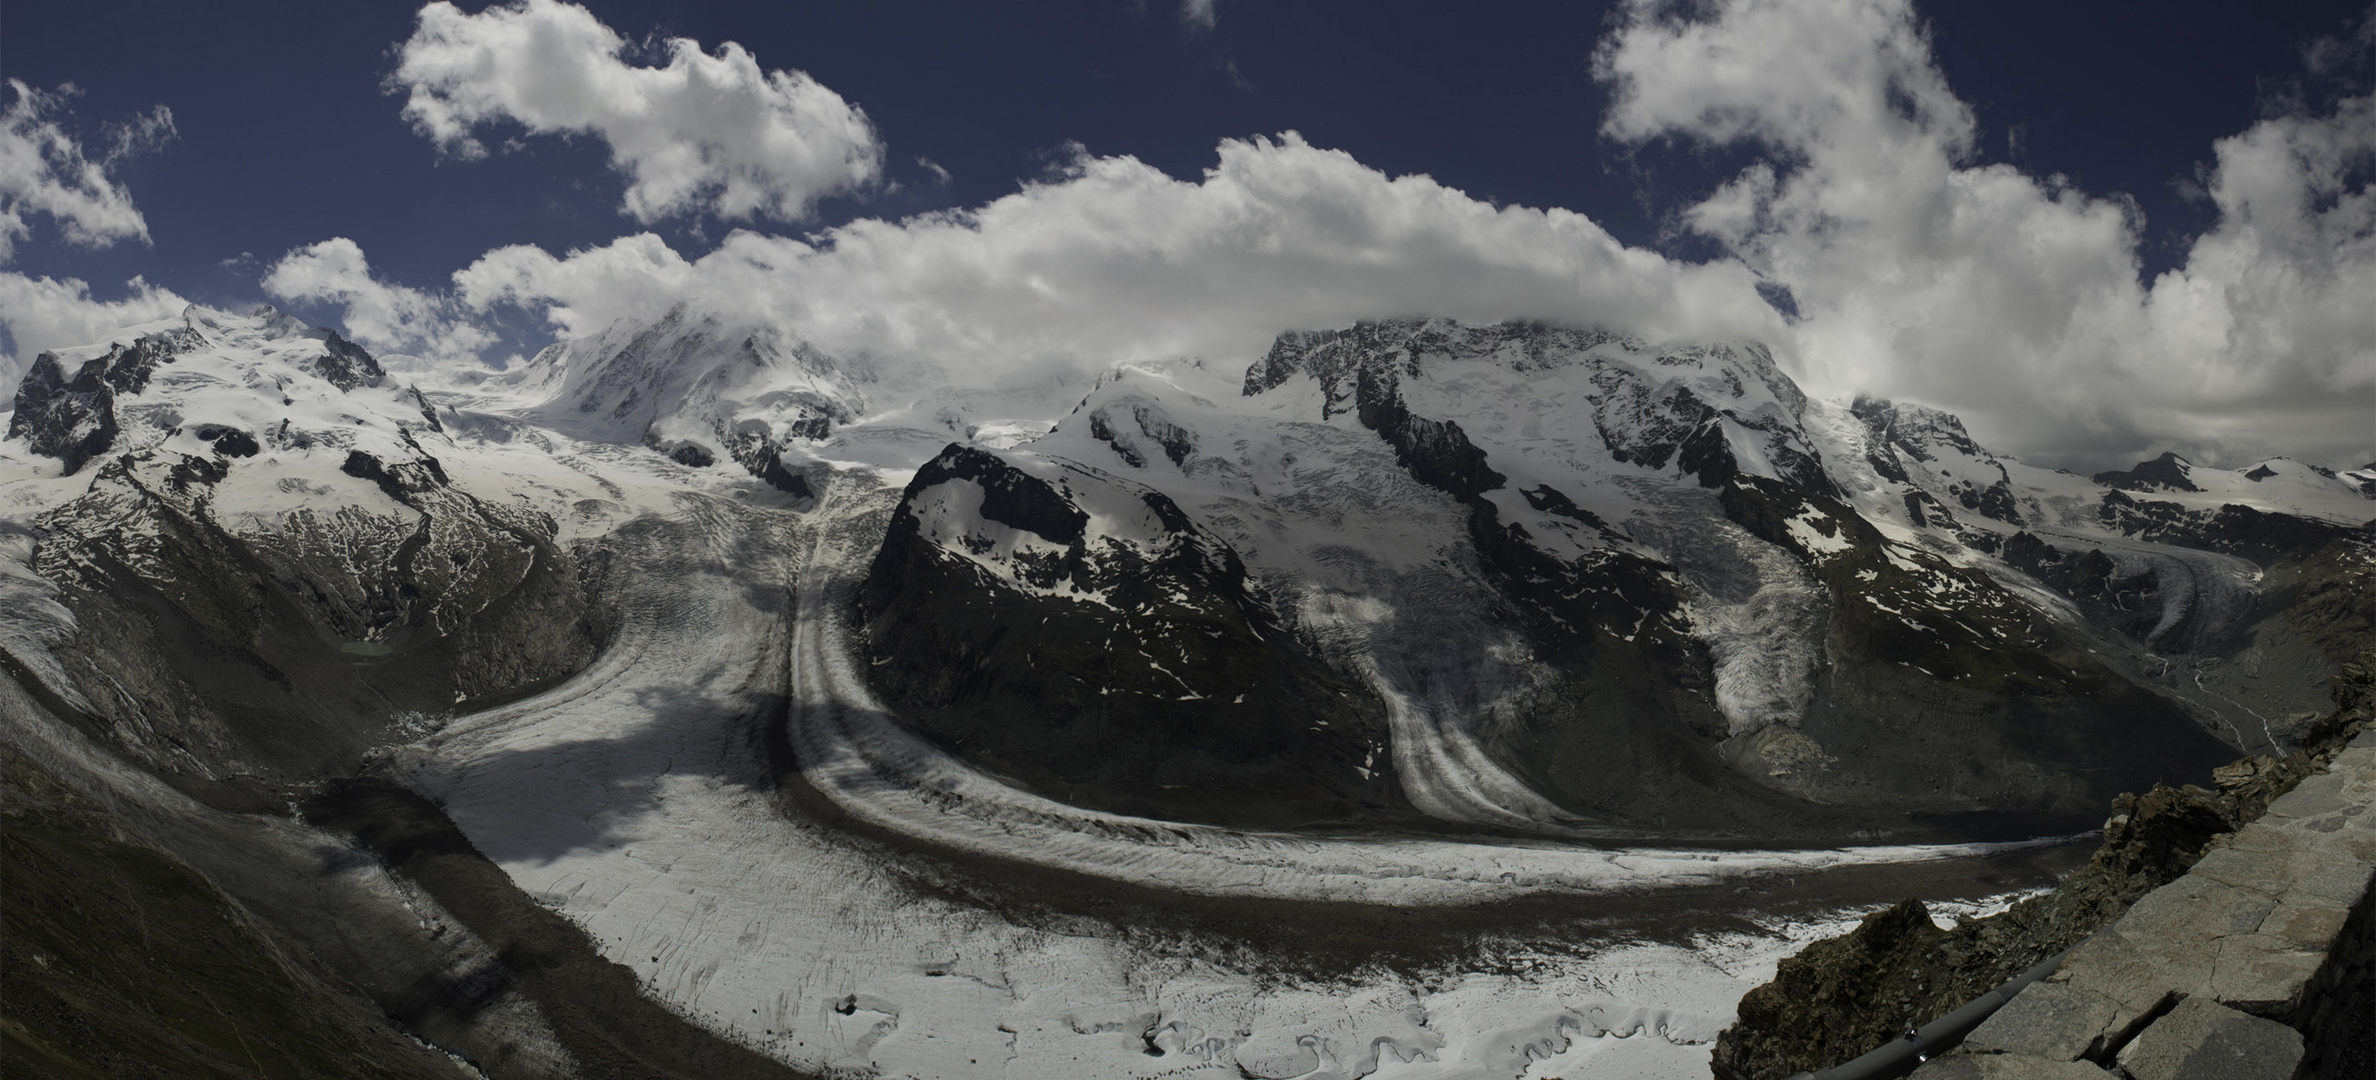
(3, 305, 2371, 1079)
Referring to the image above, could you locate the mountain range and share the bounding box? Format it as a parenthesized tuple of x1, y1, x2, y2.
(4, 304, 2369, 1079)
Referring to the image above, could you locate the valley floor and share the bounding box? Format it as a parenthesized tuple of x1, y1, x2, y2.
(383, 480, 2083, 1080)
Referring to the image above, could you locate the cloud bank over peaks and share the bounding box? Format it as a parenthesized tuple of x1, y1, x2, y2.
(1596, 0, 2376, 470)
(248, 0, 2367, 472)
(392, 0, 885, 224)
(263, 237, 494, 363)
(310, 133, 1775, 387)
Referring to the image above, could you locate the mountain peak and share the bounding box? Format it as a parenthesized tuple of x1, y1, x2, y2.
(2093, 450, 2200, 492)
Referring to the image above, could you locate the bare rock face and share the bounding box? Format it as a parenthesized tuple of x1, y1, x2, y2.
(2094, 451, 2202, 493)
(6, 325, 391, 477)
(5, 351, 120, 475)
(2093, 489, 2362, 566)
(1715, 898, 1957, 1080)
(31, 442, 603, 786)
(856, 443, 1403, 828)
(309, 328, 386, 390)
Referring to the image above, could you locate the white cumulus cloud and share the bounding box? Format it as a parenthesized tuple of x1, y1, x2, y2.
(280, 0, 2372, 471)
(391, 0, 885, 224)
(1595, 0, 2376, 470)
(0, 80, 175, 264)
(262, 237, 495, 362)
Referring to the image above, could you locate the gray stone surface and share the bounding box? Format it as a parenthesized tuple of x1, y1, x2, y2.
(2118, 876, 2277, 945)
(2038, 736, 2376, 1046)
(2291, 860, 2375, 906)
(2265, 773, 2346, 819)
(2052, 930, 2195, 1037)
(2255, 897, 2352, 950)
(2115, 996, 2303, 1080)
(1961, 982, 2121, 1062)
(1907, 1052, 2109, 1079)
(2206, 933, 2325, 1015)
(2186, 845, 2296, 897)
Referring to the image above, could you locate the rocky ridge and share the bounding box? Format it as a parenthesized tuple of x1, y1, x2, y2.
(855, 442, 1402, 827)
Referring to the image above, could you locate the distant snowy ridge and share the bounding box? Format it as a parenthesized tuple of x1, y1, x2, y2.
(8, 308, 2369, 825)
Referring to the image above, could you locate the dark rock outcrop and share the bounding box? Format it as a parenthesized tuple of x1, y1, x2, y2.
(404, 385, 444, 432)
(2002, 532, 2179, 646)
(2286, 538, 2376, 664)
(6, 352, 119, 475)
(1711, 473, 2237, 825)
(198, 426, 261, 458)
(309, 329, 386, 391)
(1951, 476, 2024, 526)
(1250, 319, 1835, 497)
(856, 444, 1401, 828)
(6, 327, 383, 477)
(1088, 402, 1196, 469)
(6, 330, 204, 474)
(28, 441, 601, 783)
(2096, 490, 2363, 566)
(341, 448, 450, 506)
(723, 421, 813, 498)
(2094, 451, 2200, 493)
(1852, 395, 1989, 463)
(1351, 364, 1503, 499)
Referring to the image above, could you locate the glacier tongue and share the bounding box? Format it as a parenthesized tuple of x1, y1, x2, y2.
(1294, 586, 1584, 832)
(1633, 503, 1826, 742)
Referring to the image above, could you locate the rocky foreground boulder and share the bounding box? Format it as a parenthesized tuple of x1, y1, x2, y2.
(1710, 649, 2376, 1080)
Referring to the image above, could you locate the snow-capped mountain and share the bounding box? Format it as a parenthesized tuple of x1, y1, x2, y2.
(3, 307, 601, 781)
(4, 306, 2369, 1080)
(855, 442, 1403, 828)
(484, 305, 868, 497)
(851, 318, 2370, 840)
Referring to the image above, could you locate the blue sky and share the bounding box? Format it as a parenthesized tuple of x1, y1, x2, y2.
(4, 0, 2372, 469)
